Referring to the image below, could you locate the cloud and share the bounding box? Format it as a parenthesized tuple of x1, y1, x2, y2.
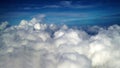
(0, 21, 8, 30)
(0, 18, 120, 68)
(102, 13, 120, 19)
(33, 14, 46, 23)
(42, 1, 95, 9)
(43, 12, 89, 17)
(33, 12, 91, 24)
(42, 5, 61, 8)
(60, 1, 72, 7)
(23, 7, 41, 10)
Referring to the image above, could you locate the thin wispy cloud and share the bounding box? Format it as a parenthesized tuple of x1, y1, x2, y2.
(42, 1, 96, 9)
(42, 5, 61, 8)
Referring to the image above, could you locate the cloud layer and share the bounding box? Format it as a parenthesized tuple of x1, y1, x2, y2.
(0, 18, 120, 68)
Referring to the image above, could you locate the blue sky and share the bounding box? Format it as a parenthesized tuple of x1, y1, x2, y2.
(0, 0, 120, 26)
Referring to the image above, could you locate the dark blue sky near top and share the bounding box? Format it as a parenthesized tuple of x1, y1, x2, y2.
(0, 0, 120, 26)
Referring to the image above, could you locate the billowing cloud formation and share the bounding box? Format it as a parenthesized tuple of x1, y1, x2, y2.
(0, 18, 120, 68)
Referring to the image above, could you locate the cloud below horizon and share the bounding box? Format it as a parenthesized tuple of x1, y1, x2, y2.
(0, 18, 120, 68)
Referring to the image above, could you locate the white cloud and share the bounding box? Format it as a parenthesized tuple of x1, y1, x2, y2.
(0, 18, 120, 68)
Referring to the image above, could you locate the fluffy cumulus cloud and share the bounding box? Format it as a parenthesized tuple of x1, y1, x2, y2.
(0, 18, 120, 68)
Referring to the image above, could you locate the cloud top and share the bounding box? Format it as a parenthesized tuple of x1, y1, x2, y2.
(0, 18, 120, 68)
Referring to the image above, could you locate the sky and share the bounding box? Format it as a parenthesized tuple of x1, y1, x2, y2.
(0, 0, 120, 26)
(1, 0, 120, 68)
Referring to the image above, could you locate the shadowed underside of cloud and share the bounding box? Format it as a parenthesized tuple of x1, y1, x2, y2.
(0, 18, 120, 68)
